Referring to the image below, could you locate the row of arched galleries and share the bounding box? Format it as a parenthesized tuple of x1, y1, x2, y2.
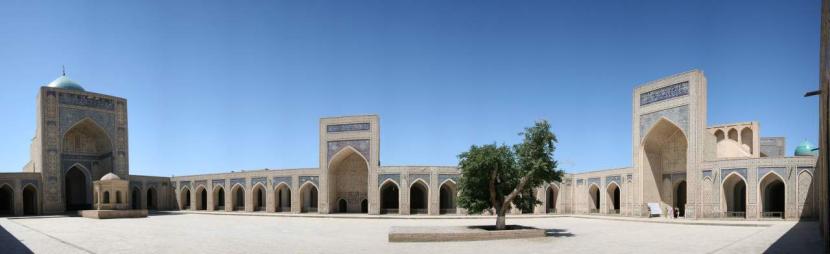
(128, 187, 162, 210)
(713, 126, 754, 154)
(176, 181, 320, 213)
(0, 183, 39, 216)
(717, 168, 812, 219)
(378, 178, 459, 215)
(586, 181, 626, 215)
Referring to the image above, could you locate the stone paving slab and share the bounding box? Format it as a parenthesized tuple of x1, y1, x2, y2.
(389, 225, 546, 242)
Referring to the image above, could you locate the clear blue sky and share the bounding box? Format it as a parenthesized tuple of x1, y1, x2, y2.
(0, 0, 820, 176)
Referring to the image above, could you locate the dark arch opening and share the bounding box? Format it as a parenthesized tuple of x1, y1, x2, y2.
(674, 181, 687, 217)
(300, 184, 318, 213)
(65, 166, 90, 210)
(23, 186, 37, 215)
(439, 182, 457, 214)
(338, 199, 347, 213)
(197, 188, 207, 210)
(762, 176, 785, 218)
(0, 185, 13, 216)
(607, 184, 620, 214)
(233, 186, 245, 211)
(131, 188, 140, 209)
(214, 187, 225, 211)
(181, 188, 191, 210)
(254, 185, 265, 211)
(409, 182, 428, 214)
(380, 182, 399, 214)
(723, 174, 747, 218)
(361, 199, 368, 213)
(146, 188, 157, 210)
(275, 185, 290, 212)
(546, 187, 558, 213)
(589, 185, 600, 213)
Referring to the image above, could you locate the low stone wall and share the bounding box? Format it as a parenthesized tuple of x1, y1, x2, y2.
(79, 210, 148, 219)
(388, 225, 547, 242)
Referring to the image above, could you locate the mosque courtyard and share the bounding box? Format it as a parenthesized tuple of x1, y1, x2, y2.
(0, 213, 822, 254)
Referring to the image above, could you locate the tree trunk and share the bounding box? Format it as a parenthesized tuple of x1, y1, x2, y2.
(496, 208, 507, 230)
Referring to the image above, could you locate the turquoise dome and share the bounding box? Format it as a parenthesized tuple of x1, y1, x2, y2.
(795, 141, 818, 156)
(47, 76, 85, 91)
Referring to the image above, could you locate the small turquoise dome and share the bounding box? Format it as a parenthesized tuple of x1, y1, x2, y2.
(47, 76, 85, 91)
(795, 141, 818, 156)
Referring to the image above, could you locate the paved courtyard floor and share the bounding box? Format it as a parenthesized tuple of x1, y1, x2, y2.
(0, 213, 823, 254)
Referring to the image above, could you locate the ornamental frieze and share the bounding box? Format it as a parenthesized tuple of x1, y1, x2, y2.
(59, 93, 115, 111)
(327, 123, 370, 133)
(640, 81, 689, 106)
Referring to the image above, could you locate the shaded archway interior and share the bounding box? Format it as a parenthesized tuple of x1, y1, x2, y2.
(723, 174, 747, 217)
(440, 181, 457, 214)
(380, 181, 399, 214)
(63, 119, 114, 211)
(760, 173, 785, 218)
(300, 184, 318, 213)
(642, 119, 687, 208)
(327, 148, 368, 213)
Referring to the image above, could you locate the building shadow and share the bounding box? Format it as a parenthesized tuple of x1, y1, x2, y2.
(0, 224, 33, 254)
(765, 220, 824, 253)
(544, 228, 575, 237)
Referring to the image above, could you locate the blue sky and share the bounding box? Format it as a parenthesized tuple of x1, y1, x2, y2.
(0, 0, 820, 176)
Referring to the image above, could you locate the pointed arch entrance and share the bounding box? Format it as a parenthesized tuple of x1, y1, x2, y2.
(589, 184, 600, 213)
(274, 184, 290, 212)
(0, 185, 13, 216)
(674, 181, 687, 217)
(409, 180, 429, 215)
(300, 183, 318, 213)
(65, 166, 91, 210)
(723, 173, 747, 218)
(760, 173, 785, 218)
(180, 187, 191, 210)
(196, 187, 207, 210)
(546, 185, 558, 214)
(439, 180, 457, 214)
(252, 184, 265, 211)
(131, 187, 141, 209)
(607, 183, 620, 214)
(213, 186, 225, 211)
(23, 185, 37, 215)
(641, 118, 687, 210)
(327, 147, 368, 213)
(146, 188, 157, 210)
(379, 180, 399, 214)
(231, 184, 245, 211)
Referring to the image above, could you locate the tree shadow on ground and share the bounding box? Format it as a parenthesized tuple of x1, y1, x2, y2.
(765, 220, 824, 253)
(0, 224, 33, 254)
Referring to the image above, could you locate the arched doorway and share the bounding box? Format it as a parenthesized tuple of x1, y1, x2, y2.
(23, 185, 37, 215)
(410, 180, 428, 214)
(723, 173, 747, 218)
(589, 184, 600, 213)
(546, 186, 558, 213)
(213, 187, 225, 211)
(380, 180, 399, 214)
(131, 187, 140, 209)
(674, 181, 687, 217)
(760, 173, 785, 218)
(439, 181, 457, 214)
(62, 119, 113, 209)
(327, 147, 368, 213)
(300, 183, 318, 213)
(65, 166, 91, 210)
(232, 185, 245, 211)
(607, 183, 620, 214)
(361, 199, 368, 213)
(146, 188, 157, 210)
(338, 199, 347, 213)
(274, 184, 290, 212)
(253, 184, 265, 211)
(641, 119, 687, 208)
(180, 188, 191, 210)
(196, 187, 207, 210)
(0, 185, 13, 216)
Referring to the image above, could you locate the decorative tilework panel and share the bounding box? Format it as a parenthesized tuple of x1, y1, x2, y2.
(410, 174, 430, 185)
(798, 167, 815, 174)
(379, 174, 400, 186)
(194, 180, 207, 189)
(640, 81, 689, 106)
(626, 174, 633, 183)
(146, 182, 159, 189)
(59, 107, 117, 140)
(59, 93, 115, 110)
(702, 170, 713, 179)
(21, 179, 39, 189)
(639, 105, 689, 141)
(586, 177, 601, 187)
(327, 123, 370, 132)
(179, 181, 191, 190)
(251, 177, 267, 186)
(130, 181, 143, 189)
(299, 176, 319, 187)
(327, 139, 370, 163)
(272, 177, 292, 189)
(230, 178, 246, 188)
(721, 168, 747, 181)
(606, 175, 621, 186)
(576, 179, 584, 185)
(438, 174, 460, 185)
(758, 167, 786, 179)
(211, 179, 225, 188)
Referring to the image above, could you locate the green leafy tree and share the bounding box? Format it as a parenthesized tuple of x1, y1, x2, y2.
(457, 120, 562, 230)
